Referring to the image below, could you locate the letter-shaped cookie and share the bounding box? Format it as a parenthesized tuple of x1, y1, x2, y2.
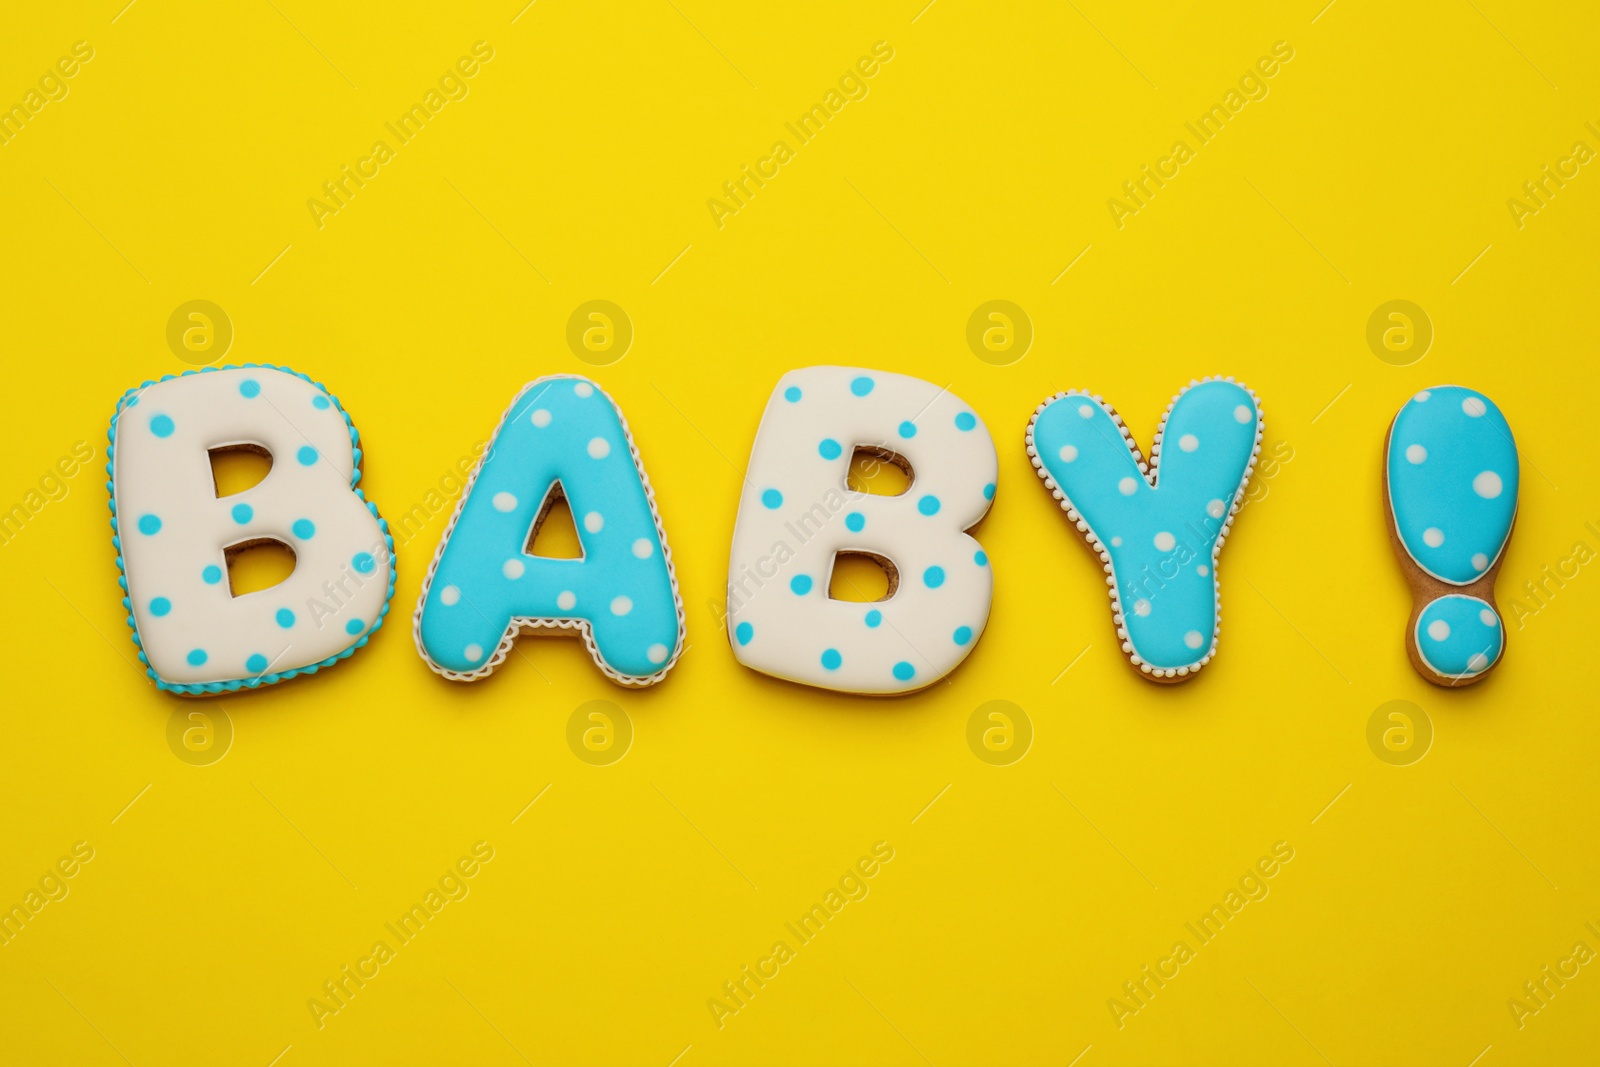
(108, 365, 395, 694)
(1384, 386, 1518, 686)
(414, 376, 683, 685)
(1027, 378, 1262, 682)
(727, 366, 997, 694)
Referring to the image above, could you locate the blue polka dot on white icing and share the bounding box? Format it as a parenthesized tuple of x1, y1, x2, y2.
(150, 414, 174, 438)
(231, 503, 252, 524)
(762, 489, 783, 509)
(138, 514, 162, 535)
(819, 439, 843, 460)
(850, 376, 875, 397)
(297, 446, 318, 466)
(790, 575, 813, 595)
(292, 518, 315, 539)
(239, 379, 261, 399)
(275, 608, 295, 628)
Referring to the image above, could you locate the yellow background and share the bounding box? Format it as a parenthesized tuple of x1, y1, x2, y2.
(3, 1, 1598, 1064)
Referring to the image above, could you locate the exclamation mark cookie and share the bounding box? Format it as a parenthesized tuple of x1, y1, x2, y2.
(1383, 386, 1519, 686)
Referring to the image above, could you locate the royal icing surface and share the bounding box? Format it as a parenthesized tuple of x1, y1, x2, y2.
(1386, 386, 1519, 586)
(414, 375, 683, 685)
(108, 365, 395, 694)
(1027, 378, 1262, 679)
(1415, 594, 1504, 679)
(726, 366, 997, 694)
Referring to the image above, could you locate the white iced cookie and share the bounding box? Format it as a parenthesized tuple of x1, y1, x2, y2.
(727, 366, 997, 694)
(109, 366, 394, 695)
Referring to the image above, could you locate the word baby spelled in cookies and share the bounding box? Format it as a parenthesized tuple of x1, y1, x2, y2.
(105, 365, 1521, 696)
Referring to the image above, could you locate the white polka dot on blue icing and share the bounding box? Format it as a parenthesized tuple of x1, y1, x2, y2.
(231, 503, 252, 524)
(850, 376, 875, 397)
(292, 518, 315, 539)
(790, 575, 813, 595)
(239, 379, 261, 399)
(735, 621, 754, 645)
(762, 488, 783, 509)
(955, 412, 976, 431)
(819, 439, 842, 460)
(275, 607, 295, 628)
(892, 661, 915, 681)
(201, 564, 222, 584)
(149, 414, 174, 438)
(924, 566, 945, 589)
(297, 446, 318, 466)
(821, 648, 842, 670)
(138, 514, 162, 535)
(918, 495, 941, 516)
(150, 597, 171, 617)
(845, 512, 865, 532)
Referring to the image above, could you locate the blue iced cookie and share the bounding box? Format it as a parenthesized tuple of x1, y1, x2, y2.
(1028, 378, 1263, 682)
(1385, 386, 1518, 685)
(414, 376, 683, 686)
